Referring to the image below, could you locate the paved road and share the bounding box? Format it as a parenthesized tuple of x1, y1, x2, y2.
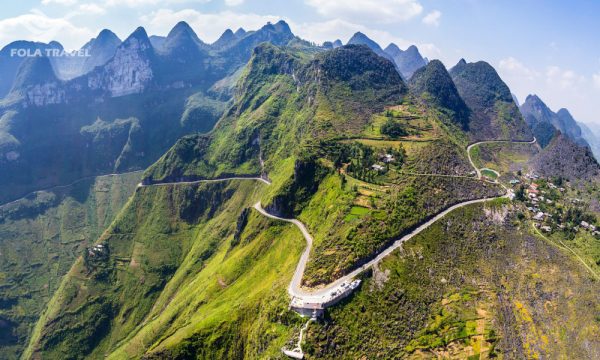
(133, 137, 535, 301)
(467, 137, 537, 179)
(0, 170, 145, 209)
(139, 176, 271, 188)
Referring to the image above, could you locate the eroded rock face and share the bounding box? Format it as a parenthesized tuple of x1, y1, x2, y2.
(88, 34, 154, 97)
(23, 83, 66, 107)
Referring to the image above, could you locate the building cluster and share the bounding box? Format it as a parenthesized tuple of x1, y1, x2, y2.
(290, 280, 361, 319)
(512, 174, 599, 237)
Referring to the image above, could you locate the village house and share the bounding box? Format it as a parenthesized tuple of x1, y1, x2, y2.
(381, 154, 394, 163)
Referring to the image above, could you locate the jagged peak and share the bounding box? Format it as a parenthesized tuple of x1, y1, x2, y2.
(455, 58, 467, 67)
(48, 41, 63, 50)
(385, 43, 401, 52)
(261, 20, 293, 35)
(167, 21, 198, 39)
(96, 29, 121, 43)
(234, 28, 247, 37)
(332, 39, 343, 48)
(128, 26, 149, 41)
(405, 45, 420, 54)
(557, 108, 573, 117)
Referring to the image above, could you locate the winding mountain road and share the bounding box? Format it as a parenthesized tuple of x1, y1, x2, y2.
(136, 137, 535, 303)
(467, 137, 537, 179)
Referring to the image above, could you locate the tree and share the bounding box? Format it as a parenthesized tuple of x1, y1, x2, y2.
(380, 119, 407, 138)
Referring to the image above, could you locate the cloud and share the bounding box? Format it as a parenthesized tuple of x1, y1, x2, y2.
(304, 0, 423, 24)
(224, 0, 244, 6)
(422, 10, 441, 27)
(104, 0, 211, 7)
(593, 72, 600, 89)
(78, 3, 107, 15)
(0, 10, 95, 49)
(545, 65, 586, 89)
(42, 0, 78, 5)
(498, 57, 539, 81)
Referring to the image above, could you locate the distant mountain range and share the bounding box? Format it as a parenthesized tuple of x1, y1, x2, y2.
(0, 20, 302, 204)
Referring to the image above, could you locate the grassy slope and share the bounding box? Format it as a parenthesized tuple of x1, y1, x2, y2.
(0, 172, 140, 359)
(28, 44, 576, 359)
(305, 200, 600, 359)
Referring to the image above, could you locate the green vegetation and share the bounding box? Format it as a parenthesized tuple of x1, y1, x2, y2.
(19, 38, 600, 360)
(380, 118, 408, 138)
(305, 202, 600, 359)
(0, 172, 140, 359)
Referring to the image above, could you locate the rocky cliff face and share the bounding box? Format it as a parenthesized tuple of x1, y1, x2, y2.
(87, 27, 154, 97)
(521, 94, 588, 148)
(530, 133, 600, 181)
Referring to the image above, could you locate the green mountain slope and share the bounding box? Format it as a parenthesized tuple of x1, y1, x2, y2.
(0, 172, 139, 359)
(305, 200, 600, 359)
(409, 59, 470, 130)
(22, 39, 600, 360)
(450, 60, 532, 142)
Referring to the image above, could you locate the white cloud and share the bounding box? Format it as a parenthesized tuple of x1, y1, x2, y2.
(0, 10, 95, 49)
(78, 3, 107, 15)
(42, 0, 78, 5)
(545, 65, 586, 89)
(305, 0, 423, 24)
(225, 0, 244, 6)
(593, 72, 600, 89)
(422, 10, 441, 27)
(498, 57, 539, 81)
(104, 0, 211, 7)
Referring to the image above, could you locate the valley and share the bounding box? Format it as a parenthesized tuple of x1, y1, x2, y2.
(1, 14, 600, 360)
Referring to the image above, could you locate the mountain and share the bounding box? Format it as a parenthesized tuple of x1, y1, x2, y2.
(80, 29, 121, 74)
(87, 26, 156, 97)
(384, 43, 428, 79)
(450, 59, 532, 141)
(7, 56, 65, 106)
(149, 35, 166, 50)
(520, 95, 588, 148)
(4, 20, 600, 360)
(51, 29, 121, 80)
(212, 29, 238, 49)
(0, 41, 62, 99)
(26, 38, 600, 359)
(530, 132, 600, 181)
(347, 32, 396, 65)
(409, 59, 470, 129)
(578, 121, 600, 161)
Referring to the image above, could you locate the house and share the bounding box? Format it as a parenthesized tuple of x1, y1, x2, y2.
(530, 183, 539, 190)
(541, 226, 552, 233)
(581, 221, 591, 230)
(510, 179, 520, 185)
(381, 154, 394, 163)
(533, 212, 545, 221)
(371, 164, 385, 171)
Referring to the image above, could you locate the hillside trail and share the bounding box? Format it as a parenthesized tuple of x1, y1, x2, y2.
(140, 137, 535, 299)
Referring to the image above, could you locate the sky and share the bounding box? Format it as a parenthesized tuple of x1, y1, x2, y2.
(1, 0, 599, 125)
